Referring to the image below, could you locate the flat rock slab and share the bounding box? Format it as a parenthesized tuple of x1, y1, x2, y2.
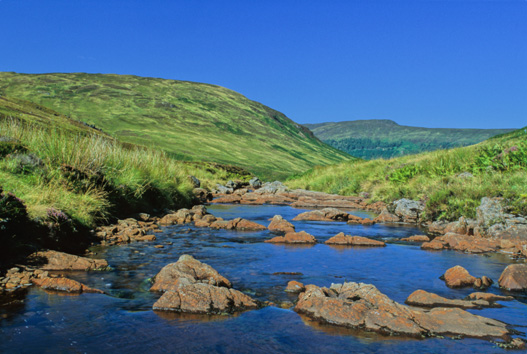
(400, 235, 430, 242)
(325, 233, 385, 247)
(293, 208, 361, 222)
(499, 264, 527, 291)
(32, 277, 104, 294)
(406, 289, 493, 309)
(295, 282, 510, 339)
(30, 250, 108, 271)
(466, 292, 514, 302)
(265, 231, 317, 244)
(150, 255, 231, 292)
(153, 283, 258, 315)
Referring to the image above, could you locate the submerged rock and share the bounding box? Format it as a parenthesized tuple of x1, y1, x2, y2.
(498, 264, 527, 291)
(295, 282, 510, 339)
(325, 233, 385, 247)
(268, 215, 295, 234)
(30, 250, 108, 271)
(265, 231, 317, 244)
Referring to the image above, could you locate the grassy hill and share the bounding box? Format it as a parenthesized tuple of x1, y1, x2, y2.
(287, 126, 527, 222)
(0, 72, 352, 180)
(304, 119, 514, 159)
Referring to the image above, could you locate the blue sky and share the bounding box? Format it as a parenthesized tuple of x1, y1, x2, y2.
(0, 0, 525, 129)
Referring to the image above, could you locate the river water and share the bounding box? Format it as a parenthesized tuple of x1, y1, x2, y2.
(1, 204, 526, 353)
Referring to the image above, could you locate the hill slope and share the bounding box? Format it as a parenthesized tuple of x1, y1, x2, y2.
(304, 119, 514, 159)
(287, 126, 527, 221)
(0, 72, 352, 180)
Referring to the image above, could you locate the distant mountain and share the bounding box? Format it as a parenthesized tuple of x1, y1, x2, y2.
(304, 119, 514, 159)
(0, 72, 352, 180)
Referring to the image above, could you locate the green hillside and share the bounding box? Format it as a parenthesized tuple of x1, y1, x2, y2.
(0, 72, 352, 180)
(287, 126, 527, 221)
(304, 119, 514, 159)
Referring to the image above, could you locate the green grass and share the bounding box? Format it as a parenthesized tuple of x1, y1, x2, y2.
(287, 127, 527, 221)
(0, 117, 250, 229)
(304, 119, 513, 159)
(0, 72, 352, 180)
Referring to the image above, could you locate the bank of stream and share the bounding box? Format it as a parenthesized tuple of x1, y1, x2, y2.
(0, 204, 526, 353)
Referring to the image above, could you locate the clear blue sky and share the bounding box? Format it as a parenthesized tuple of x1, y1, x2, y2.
(0, 0, 525, 129)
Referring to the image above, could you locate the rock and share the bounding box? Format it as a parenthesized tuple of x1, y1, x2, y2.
(325, 233, 385, 247)
(466, 292, 513, 302)
(477, 197, 505, 228)
(285, 281, 305, 293)
(405, 290, 491, 309)
(150, 255, 232, 292)
(498, 264, 527, 291)
(232, 218, 267, 231)
(268, 215, 295, 234)
(295, 282, 510, 339)
(265, 231, 317, 244)
(211, 194, 242, 204)
(215, 184, 234, 195)
(421, 240, 445, 250)
(473, 276, 493, 290)
(293, 208, 356, 222)
(400, 235, 430, 242)
(393, 199, 425, 223)
(359, 218, 374, 225)
(249, 177, 262, 189)
(443, 266, 476, 288)
(372, 208, 400, 223)
(153, 283, 258, 314)
(193, 188, 213, 203)
(32, 277, 104, 294)
(420, 233, 501, 254)
(30, 250, 108, 271)
(253, 181, 288, 194)
(188, 175, 200, 188)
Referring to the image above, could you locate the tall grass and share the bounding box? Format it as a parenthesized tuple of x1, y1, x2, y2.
(287, 129, 527, 221)
(0, 119, 244, 227)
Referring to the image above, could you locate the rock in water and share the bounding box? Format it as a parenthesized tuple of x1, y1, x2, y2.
(325, 233, 385, 247)
(268, 215, 295, 233)
(498, 264, 527, 291)
(442, 266, 476, 288)
(405, 289, 492, 309)
(295, 282, 510, 339)
(32, 277, 104, 294)
(285, 281, 305, 293)
(150, 255, 232, 291)
(30, 250, 108, 271)
(265, 231, 317, 244)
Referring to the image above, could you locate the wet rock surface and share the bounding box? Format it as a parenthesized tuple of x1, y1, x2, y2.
(498, 263, 527, 291)
(29, 250, 108, 271)
(32, 277, 104, 294)
(265, 231, 317, 244)
(442, 266, 477, 288)
(295, 282, 511, 339)
(268, 215, 295, 234)
(325, 233, 385, 247)
(150, 255, 259, 314)
(405, 290, 497, 309)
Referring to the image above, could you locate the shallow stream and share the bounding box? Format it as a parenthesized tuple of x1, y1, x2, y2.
(1, 204, 526, 353)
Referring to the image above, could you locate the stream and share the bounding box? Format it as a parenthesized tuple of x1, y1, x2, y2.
(1, 204, 526, 353)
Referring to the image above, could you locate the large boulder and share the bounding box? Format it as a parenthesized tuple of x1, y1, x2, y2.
(30, 250, 108, 271)
(295, 282, 510, 339)
(477, 197, 505, 228)
(268, 215, 295, 234)
(393, 199, 425, 223)
(442, 266, 476, 288)
(150, 255, 232, 292)
(498, 264, 527, 291)
(325, 233, 385, 247)
(153, 283, 258, 314)
(265, 231, 317, 244)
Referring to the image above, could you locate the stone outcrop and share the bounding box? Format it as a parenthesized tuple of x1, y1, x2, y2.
(400, 235, 430, 242)
(498, 264, 527, 291)
(405, 290, 497, 309)
(150, 255, 231, 292)
(393, 199, 425, 223)
(150, 255, 258, 314)
(158, 205, 209, 226)
(265, 231, 317, 244)
(295, 282, 510, 339)
(268, 215, 295, 234)
(32, 277, 104, 294)
(95, 215, 160, 245)
(325, 233, 385, 247)
(442, 266, 477, 288)
(293, 208, 362, 223)
(29, 250, 108, 271)
(285, 280, 305, 293)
